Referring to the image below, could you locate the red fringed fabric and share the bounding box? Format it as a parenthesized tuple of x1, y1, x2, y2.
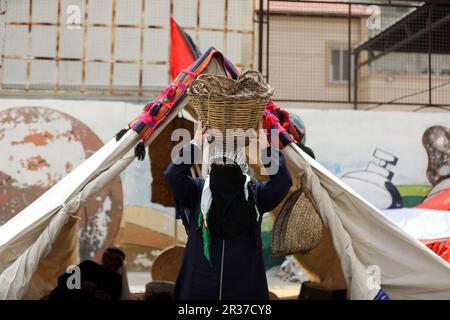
(423, 238, 450, 264)
(262, 101, 305, 149)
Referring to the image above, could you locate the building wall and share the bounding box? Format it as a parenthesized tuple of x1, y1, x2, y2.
(359, 71, 450, 106)
(0, 0, 254, 97)
(265, 12, 449, 110)
(267, 15, 365, 103)
(2, 1, 447, 110)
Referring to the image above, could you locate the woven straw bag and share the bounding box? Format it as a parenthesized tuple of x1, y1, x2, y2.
(272, 173, 323, 257)
(189, 70, 273, 139)
(151, 245, 185, 282)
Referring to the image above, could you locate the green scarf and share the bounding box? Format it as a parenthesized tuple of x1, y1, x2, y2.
(198, 207, 212, 265)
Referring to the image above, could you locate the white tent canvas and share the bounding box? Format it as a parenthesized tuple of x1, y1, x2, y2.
(1, 54, 450, 300)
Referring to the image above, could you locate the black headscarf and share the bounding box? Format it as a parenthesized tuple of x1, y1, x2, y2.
(208, 164, 257, 240)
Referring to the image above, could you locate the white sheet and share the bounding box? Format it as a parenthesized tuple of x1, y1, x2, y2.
(382, 208, 450, 241)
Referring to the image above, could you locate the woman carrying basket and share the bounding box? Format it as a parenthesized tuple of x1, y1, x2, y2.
(164, 123, 292, 300)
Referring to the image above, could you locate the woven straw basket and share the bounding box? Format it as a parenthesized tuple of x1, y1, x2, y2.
(272, 174, 323, 257)
(189, 70, 273, 138)
(151, 245, 185, 282)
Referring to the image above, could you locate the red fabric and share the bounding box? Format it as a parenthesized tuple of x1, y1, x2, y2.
(262, 101, 305, 148)
(422, 238, 450, 263)
(416, 188, 450, 211)
(169, 18, 196, 81)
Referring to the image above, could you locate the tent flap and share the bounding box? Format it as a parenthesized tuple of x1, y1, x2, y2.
(0, 56, 226, 300)
(284, 144, 450, 299)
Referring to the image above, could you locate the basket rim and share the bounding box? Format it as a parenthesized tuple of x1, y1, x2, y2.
(191, 94, 270, 102)
(188, 70, 273, 100)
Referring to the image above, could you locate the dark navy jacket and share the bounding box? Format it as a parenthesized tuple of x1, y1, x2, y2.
(164, 143, 292, 300)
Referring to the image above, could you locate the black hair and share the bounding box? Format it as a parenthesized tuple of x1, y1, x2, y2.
(105, 247, 126, 260)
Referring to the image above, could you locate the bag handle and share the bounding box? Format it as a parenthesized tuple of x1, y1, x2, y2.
(299, 172, 321, 216)
(296, 172, 307, 191)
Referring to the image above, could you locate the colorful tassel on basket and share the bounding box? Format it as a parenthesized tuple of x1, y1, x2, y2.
(162, 85, 176, 100)
(149, 101, 162, 116)
(115, 128, 128, 141)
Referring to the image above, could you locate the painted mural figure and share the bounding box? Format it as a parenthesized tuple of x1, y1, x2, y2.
(164, 124, 292, 299)
(423, 126, 450, 186)
(341, 148, 403, 209)
(340, 125, 450, 210)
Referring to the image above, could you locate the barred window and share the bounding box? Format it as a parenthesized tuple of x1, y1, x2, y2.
(330, 48, 353, 84)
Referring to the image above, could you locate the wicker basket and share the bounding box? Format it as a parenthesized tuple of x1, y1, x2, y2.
(272, 174, 323, 257)
(151, 245, 185, 282)
(189, 70, 273, 138)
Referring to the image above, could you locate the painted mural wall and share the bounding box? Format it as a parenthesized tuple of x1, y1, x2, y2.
(291, 109, 450, 210)
(0, 98, 186, 272)
(0, 99, 449, 272)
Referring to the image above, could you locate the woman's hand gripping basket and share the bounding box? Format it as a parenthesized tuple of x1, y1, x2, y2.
(189, 70, 273, 141)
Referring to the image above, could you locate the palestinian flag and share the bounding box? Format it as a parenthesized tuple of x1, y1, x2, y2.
(169, 17, 201, 81)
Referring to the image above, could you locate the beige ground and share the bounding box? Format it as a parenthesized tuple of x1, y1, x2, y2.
(127, 270, 301, 300)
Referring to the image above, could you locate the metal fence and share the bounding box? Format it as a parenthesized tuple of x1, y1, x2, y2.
(258, 0, 450, 110)
(1, 0, 450, 110)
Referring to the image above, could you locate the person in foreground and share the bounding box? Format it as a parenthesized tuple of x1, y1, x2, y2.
(48, 247, 131, 300)
(164, 124, 292, 300)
